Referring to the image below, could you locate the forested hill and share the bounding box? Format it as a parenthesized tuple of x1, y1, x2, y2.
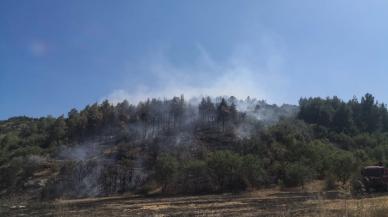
(1, 94, 388, 199)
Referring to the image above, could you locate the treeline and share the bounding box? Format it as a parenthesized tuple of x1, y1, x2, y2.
(0, 96, 243, 163)
(299, 93, 388, 134)
(0, 96, 276, 197)
(1, 93, 388, 198)
(153, 93, 388, 192)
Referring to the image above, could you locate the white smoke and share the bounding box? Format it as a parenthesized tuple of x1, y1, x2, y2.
(58, 141, 101, 161)
(104, 41, 288, 105)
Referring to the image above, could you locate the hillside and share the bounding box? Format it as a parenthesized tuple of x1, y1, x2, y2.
(1, 94, 388, 200)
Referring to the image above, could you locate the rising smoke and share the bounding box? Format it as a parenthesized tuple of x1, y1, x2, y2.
(105, 41, 289, 105)
(50, 42, 295, 198)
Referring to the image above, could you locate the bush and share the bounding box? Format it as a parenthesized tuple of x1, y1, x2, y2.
(328, 151, 358, 184)
(154, 154, 178, 192)
(324, 174, 337, 190)
(240, 154, 268, 188)
(207, 150, 245, 191)
(179, 160, 212, 193)
(350, 175, 365, 195)
(283, 162, 314, 187)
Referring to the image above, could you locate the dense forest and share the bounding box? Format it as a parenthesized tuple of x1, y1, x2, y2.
(1, 93, 388, 199)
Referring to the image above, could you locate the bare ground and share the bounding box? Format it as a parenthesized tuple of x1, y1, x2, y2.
(2, 186, 388, 217)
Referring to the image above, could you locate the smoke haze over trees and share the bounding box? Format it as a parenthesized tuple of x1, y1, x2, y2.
(1, 93, 388, 199)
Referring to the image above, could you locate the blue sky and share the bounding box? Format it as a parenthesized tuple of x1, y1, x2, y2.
(1, 0, 388, 119)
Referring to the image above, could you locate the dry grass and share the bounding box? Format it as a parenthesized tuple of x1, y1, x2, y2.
(306, 195, 388, 217)
(2, 183, 388, 217)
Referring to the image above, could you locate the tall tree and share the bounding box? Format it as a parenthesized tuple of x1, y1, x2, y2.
(217, 98, 229, 132)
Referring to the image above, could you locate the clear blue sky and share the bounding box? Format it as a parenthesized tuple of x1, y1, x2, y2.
(1, 0, 388, 119)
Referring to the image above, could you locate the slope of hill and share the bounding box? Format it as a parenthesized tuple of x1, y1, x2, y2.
(1, 94, 388, 200)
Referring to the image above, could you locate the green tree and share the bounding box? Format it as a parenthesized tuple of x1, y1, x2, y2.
(181, 160, 211, 193)
(50, 115, 67, 144)
(154, 154, 178, 192)
(207, 150, 244, 191)
(100, 100, 115, 126)
(283, 162, 313, 187)
(67, 108, 81, 139)
(328, 151, 358, 184)
(217, 98, 229, 132)
(86, 103, 103, 132)
(360, 93, 381, 132)
(240, 155, 267, 187)
(332, 103, 353, 133)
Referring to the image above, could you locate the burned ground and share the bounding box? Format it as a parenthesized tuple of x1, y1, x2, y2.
(3, 187, 388, 217)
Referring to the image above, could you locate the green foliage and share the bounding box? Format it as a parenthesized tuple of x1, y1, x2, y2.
(240, 154, 268, 187)
(299, 93, 388, 136)
(154, 154, 179, 191)
(328, 151, 358, 184)
(2, 93, 388, 196)
(180, 160, 212, 193)
(207, 150, 245, 191)
(305, 140, 335, 177)
(324, 174, 337, 190)
(283, 162, 314, 187)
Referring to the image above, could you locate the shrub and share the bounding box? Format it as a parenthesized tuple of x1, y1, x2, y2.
(179, 160, 212, 193)
(324, 174, 337, 190)
(207, 150, 245, 191)
(240, 154, 268, 188)
(328, 151, 358, 184)
(283, 162, 314, 187)
(154, 154, 178, 192)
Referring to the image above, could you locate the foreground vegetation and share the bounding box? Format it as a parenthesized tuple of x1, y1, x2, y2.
(1, 93, 388, 199)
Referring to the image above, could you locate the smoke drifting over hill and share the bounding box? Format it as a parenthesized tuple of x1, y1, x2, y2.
(0, 41, 299, 198)
(48, 95, 298, 198)
(3, 93, 388, 200)
(106, 41, 288, 106)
